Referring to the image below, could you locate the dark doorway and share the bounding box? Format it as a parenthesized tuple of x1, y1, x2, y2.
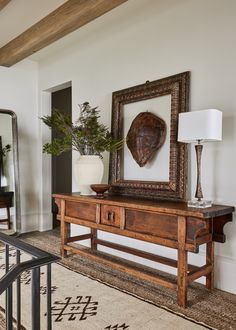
(51, 86, 72, 228)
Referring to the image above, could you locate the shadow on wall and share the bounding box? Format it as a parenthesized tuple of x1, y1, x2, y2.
(222, 115, 235, 141)
(213, 114, 236, 203)
(17, 129, 39, 213)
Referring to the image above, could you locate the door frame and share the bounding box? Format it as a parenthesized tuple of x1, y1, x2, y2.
(39, 81, 72, 231)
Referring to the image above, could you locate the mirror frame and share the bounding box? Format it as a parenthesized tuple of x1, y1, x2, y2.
(109, 72, 190, 201)
(0, 109, 21, 233)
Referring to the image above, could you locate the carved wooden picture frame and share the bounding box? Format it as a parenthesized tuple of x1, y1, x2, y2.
(109, 71, 190, 201)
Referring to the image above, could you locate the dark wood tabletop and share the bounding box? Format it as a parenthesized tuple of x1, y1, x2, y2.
(53, 193, 235, 219)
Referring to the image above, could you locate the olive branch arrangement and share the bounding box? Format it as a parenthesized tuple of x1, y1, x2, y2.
(41, 102, 123, 157)
(0, 144, 11, 157)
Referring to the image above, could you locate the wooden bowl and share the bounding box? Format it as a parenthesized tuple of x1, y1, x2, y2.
(90, 184, 110, 198)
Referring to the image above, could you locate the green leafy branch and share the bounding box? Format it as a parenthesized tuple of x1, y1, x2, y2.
(0, 144, 11, 157)
(41, 102, 124, 157)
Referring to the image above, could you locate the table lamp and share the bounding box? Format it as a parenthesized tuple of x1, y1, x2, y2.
(0, 175, 7, 192)
(178, 109, 222, 208)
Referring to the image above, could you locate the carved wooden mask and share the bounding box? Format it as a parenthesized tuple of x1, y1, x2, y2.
(127, 112, 166, 167)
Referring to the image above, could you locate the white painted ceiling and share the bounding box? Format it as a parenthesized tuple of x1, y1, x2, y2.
(0, 0, 130, 64)
(0, 0, 66, 48)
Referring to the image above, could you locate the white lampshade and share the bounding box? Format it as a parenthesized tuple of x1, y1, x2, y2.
(178, 109, 222, 143)
(0, 175, 7, 187)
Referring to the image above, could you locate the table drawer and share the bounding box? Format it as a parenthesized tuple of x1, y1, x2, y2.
(125, 209, 178, 240)
(65, 201, 96, 222)
(101, 205, 123, 228)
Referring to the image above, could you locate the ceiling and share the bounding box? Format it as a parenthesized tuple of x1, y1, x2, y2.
(0, 0, 66, 48)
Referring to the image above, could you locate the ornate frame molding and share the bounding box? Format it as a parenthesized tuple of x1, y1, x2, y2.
(109, 71, 190, 201)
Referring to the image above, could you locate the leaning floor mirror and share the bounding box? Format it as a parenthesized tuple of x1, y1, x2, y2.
(0, 109, 21, 235)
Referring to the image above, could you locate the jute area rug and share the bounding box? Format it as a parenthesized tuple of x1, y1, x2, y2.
(2, 230, 235, 330)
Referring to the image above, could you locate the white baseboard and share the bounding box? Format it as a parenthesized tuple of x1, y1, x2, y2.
(20, 212, 52, 233)
(39, 212, 52, 232)
(20, 213, 39, 233)
(214, 254, 236, 293)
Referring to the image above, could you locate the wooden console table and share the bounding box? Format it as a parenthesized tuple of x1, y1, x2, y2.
(0, 191, 13, 229)
(53, 193, 234, 307)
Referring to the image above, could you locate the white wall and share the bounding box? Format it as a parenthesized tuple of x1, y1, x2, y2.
(0, 60, 39, 232)
(37, 0, 236, 293)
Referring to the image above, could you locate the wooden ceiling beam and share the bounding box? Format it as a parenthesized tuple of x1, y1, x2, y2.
(0, 0, 11, 11)
(0, 0, 128, 67)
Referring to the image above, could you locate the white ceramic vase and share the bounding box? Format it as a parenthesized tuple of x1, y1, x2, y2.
(74, 155, 104, 195)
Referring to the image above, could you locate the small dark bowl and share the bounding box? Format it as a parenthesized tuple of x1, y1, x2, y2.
(90, 184, 110, 198)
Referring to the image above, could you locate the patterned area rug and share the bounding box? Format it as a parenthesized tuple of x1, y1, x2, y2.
(1, 230, 236, 329)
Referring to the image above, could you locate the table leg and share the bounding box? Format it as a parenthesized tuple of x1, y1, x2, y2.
(7, 207, 10, 229)
(60, 199, 68, 258)
(91, 228, 97, 251)
(177, 216, 188, 308)
(206, 241, 214, 290)
(61, 221, 69, 257)
(177, 248, 188, 307)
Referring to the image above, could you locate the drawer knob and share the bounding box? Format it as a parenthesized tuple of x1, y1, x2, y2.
(107, 211, 115, 221)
